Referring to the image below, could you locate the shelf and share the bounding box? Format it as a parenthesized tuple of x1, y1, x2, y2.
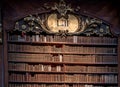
(9, 81, 65, 84)
(63, 62, 118, 65)
(8, 40, 118, 46)
(8, 69, 118, 74)
(8, 51, 117, 55)
(8, 60, 64, 64)
(8, 60, 118, 65)
(9, 81, 118, 85)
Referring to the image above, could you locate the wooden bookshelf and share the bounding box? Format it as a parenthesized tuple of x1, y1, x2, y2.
(7, 34, 118, 87)
(4, 1, 119, 86)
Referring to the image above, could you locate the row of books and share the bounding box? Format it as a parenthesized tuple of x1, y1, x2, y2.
(9, 73, 118, 83)
(8, 63, 117, 72)
(63, 55, 117, 63)
(65, 65, 117, 72)
(8, 53, 63, 62)
(8, 44, 117, 54)
(8, 53, 117, 63)
(80, 86, 117, 87)
(65, 74, 117, 83)
(9, 84, 65, 87)
(63, 46, 116, 54)
(8, 34, 117, 44)
(9, 74, 64, 82)
(8, 84, 118, 87)
(9, 63, 63, 72)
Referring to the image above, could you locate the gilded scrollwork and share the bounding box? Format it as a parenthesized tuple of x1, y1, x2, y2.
(13, 0, 112, 37)
(51, 0, 73, 17)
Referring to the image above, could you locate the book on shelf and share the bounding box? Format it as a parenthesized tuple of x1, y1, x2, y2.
(8, 34, 117, 45)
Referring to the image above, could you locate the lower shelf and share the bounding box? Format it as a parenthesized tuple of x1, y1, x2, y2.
(9, 81, 118, 85)
(9, 83, 118, 87)
(8, 69, 118, 74)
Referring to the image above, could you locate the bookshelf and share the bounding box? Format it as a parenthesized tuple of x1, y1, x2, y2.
(7, 34, 118, 87)
(4, 0, 120, 87)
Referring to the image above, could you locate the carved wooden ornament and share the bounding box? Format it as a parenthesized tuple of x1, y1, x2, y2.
(13, 0, 112, 36)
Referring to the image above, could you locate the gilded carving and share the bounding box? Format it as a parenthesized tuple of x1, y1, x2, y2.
(46, 14, 80, 33)
(13, 0, 112, 36)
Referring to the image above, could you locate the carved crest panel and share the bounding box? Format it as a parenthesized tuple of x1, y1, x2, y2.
(47, 14, 80, 33)
(12, 0, 113, 36)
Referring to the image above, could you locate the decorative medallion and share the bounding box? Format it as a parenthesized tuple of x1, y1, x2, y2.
(46, 14, 80, 33)
(13, 0, 112, 36)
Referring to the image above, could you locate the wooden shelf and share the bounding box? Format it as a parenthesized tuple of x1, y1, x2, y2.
(8, 40, 118, 46)
(9, 81, 65, 84)
(8, 51, 117, 55)
(8, 69, 118, 74)
(8, 60, 118, 65)
(9, 81, 118, 85)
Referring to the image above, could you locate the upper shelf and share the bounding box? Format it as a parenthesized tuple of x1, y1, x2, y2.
(8, 40, 118, 46)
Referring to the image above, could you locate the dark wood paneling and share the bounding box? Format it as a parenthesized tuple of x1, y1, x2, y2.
(118, 37, 120, 87)
(0, 45, 3, 87)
